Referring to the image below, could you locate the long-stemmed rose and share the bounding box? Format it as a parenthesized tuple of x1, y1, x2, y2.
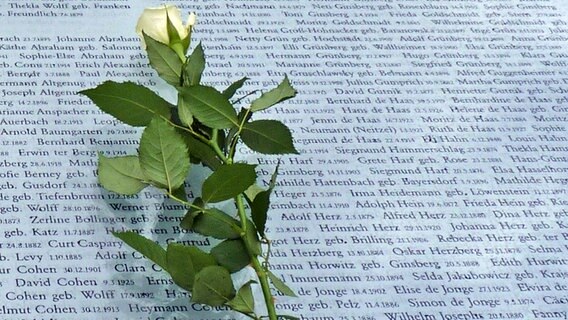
(80, 4, 298, 320)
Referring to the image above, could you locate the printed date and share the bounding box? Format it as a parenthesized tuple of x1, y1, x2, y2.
(487, 312, 524, 319)
(81, 305, 119, 313)
(103, 279, 135, 286)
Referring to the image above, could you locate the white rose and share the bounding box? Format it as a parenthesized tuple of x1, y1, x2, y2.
(135, 5, 193, 48)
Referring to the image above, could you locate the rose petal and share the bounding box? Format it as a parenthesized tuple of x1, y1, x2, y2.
(135, 5, 188, 48)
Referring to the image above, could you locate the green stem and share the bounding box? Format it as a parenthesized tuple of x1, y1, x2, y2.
(167, 192, 204, 212)
(209, 129, 229, 163)
(228, 109, 252, 160)
(233, 89, 260, 105)
(164, 118, 211, 146)
(235, 195, 277, 320)
(209, 128, 276, 319)
(227, 137, 238, 162)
